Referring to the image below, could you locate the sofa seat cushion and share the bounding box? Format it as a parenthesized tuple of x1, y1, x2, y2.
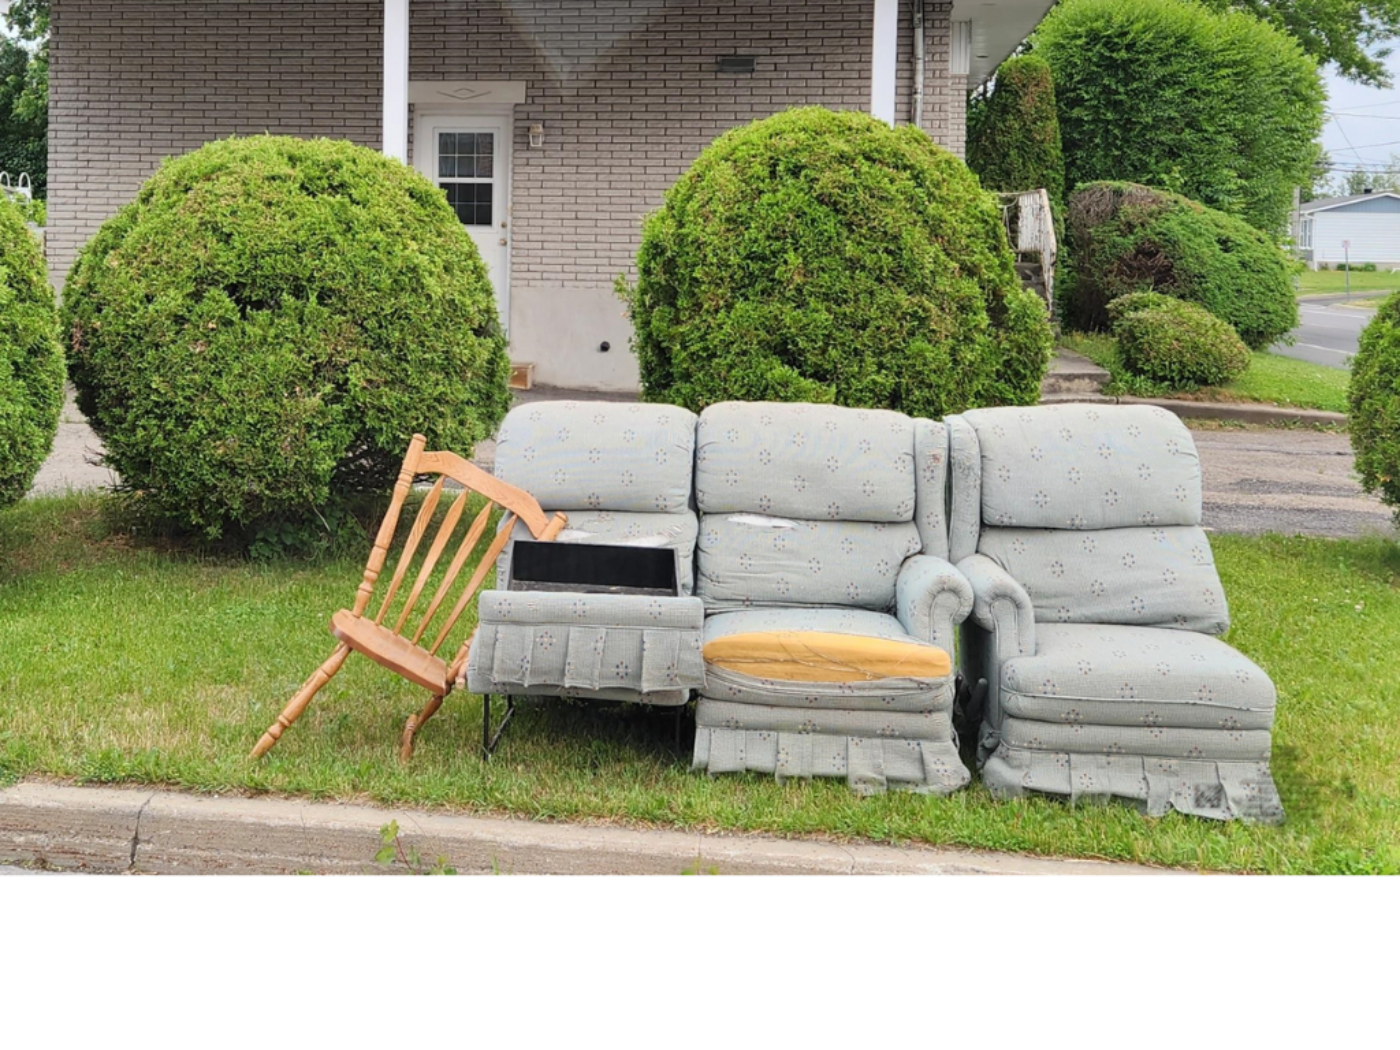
(703, 631, 951, 682)
(499, 509, 699, 595)
(701, 608, 953, 711)
(1001, 623, 1276, 731)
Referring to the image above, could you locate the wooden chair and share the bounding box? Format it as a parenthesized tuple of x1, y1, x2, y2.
(250, 434, 566, 762)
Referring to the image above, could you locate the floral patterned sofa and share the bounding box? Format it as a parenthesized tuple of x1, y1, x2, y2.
(946, 403, 1284, 823)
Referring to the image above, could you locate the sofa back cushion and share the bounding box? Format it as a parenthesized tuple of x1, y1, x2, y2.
(961, 404, 1201, 530)
(695, 402, 916, 522)
(696, 513, 922, 613)
(494, 400, 696, 514)
(978, 525, 1229, 634)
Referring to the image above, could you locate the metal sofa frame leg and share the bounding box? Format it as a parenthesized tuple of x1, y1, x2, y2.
(482, 694, 516, 759)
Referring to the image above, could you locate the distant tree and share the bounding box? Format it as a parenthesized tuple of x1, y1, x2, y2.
(1035, 0, 1326, 234)
(0, 0, 47, 198)
(966, 55, 1065, 207)
(1214, 0, 1400, 87)
(1322, 153, 1400, 198)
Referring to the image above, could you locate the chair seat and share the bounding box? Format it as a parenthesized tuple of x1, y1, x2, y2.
(1001, 623, 1276, 730)
(701, 608, 953, 712)
(331, 610, 449, 695)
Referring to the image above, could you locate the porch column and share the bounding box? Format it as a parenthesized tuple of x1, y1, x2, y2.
(382, 0, 410, 162)
(870, 0, 899, 123)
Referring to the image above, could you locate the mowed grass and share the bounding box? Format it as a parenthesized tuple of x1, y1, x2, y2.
(1062, 331, 1352, 414)
(2, 494, 1398, 873)
(1296, 269, 1400, 297)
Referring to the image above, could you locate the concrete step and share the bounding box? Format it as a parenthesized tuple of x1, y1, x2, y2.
(1041, 348, 1110, 397)
(1039, 391, 1117, 405)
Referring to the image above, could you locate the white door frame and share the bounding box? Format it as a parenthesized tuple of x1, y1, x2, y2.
(415, 107, 514, 329)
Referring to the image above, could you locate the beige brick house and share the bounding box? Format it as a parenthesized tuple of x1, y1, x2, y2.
(48, 0, 1053, 391)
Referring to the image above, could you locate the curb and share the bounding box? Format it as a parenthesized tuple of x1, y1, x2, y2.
(0, 781, 1172, 876)
(1041, 392, 1347, 427)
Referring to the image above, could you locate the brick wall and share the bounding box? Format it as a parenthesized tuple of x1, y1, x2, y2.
(48, 1, 966, 289)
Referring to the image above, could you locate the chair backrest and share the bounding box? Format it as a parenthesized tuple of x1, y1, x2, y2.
(352, 434, 566, 677)
(493, 400, 697, 513)
(693, 401, 947, 613)
(948, 404, 1229, 634)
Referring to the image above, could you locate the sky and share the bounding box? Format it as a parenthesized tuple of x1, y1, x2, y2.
(1322, 52, 1400, 178)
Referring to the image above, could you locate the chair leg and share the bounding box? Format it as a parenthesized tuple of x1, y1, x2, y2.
(399, 692, 446, 763)
(251, 643, 352, 759)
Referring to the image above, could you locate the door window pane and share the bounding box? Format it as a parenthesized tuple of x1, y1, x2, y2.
(444, 182, 493, 227)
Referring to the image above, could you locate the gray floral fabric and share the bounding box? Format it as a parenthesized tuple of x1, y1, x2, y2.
(702, 607, 954, 712)
(913, 419, 950, 559)
(497, 509, 699, 595)
(961, 404, 1201, 530)
(466, 591, 705, 698)
(895, 554, 973, 656)
(978, 525, 1230, 634)
(494, 400, 697, 514)
(696, 514, 922, 612)
(695, 401, 916, 522)
(945, 414, 981, 564)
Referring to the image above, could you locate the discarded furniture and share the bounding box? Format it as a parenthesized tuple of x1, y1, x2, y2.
(469, 401, 707, 719)
(946, 404, 1283, 822)
(688, 402, 973, 795)
(250, 433, 567, 762)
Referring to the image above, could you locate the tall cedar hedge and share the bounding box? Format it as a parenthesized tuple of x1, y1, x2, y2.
(1034, 0, 1324, 234)
(0, 194, 63, 507)
(1351, 293, 1400, 523)
(621, 107, 1053, 418)
(967, 55, 1065, 206)
(62, 136, 511, 544)
(1063, 181, 1296, 350)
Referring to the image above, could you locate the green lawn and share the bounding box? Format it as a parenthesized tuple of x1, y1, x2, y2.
(1296, 269, 1400, 297)
(1062, 331, 1352, 414)
(2, 494, 1398, 873)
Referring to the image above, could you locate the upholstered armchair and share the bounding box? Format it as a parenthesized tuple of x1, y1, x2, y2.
(946, 404, 1283, 823)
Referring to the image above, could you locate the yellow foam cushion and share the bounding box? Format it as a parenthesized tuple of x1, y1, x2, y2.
(702, 631, 951, 683)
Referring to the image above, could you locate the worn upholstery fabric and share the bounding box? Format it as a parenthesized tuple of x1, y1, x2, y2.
(695, 401, 915, 522)
(954, 405, 1282, 822)
(912, 419, 950, 559)
(961, 404, 1201, 530)
(945, 414, 981, 564)
(978, 526, 1229, 634)
(696, 514, 921, 611)
(497, 509, 699, 595)
(895, 555, 973, 656)
(701, 608, 952, 711)
(466, 591, 705, 700)
(703, 631, 952, 682)
(494, 400, 697, 514)
(693, 723, 970, 796)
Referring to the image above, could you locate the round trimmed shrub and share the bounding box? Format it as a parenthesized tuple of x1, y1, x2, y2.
(1063, 181, 1296, 350)
(967, 55, 1065, 207)
(1110, 295, 1251, 389)
(0, 195, 63, 508)
(621, 107, 1053, 417)
(1350, 293, 1400, 522)
(62, 136, 511, 542)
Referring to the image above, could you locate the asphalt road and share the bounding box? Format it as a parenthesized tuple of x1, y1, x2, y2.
(1273, 296, 1373, 367)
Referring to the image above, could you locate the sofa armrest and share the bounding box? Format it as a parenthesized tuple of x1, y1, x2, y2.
(956, 554, 1036, 659)
(895, 555, 973, 656)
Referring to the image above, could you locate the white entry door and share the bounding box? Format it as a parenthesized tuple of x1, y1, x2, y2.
(417, 114, 511, 325)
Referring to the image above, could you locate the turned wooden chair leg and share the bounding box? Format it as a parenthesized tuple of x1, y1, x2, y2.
(399, 692, 446, 762)
(251, 643, 352, 759)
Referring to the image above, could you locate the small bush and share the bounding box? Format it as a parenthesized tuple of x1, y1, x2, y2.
(62, 136, 511, 546)
(967, 55, 1065, 206)
(1350, 293, 1400, 522)
(1364, 262, 1378, 273)
(1062, 181, 1296, 350)
(621, 107, 1053, 417)
(1110, 295, 1251, 389)
(0, 196, 63, 508)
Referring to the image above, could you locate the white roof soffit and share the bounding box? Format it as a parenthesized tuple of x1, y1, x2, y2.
(951, 0, 1058, 87)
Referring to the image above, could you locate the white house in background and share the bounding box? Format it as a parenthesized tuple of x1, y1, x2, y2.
(1295, 191, 1400, 270)
(46, 0, 1056, 392)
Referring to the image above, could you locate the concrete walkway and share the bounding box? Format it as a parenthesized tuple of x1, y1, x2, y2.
(0, 780, 1169, 876)
(32, 384, 1391, 539)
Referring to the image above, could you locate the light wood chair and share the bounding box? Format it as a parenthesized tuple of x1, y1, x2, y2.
(250, 434, 566, 762)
